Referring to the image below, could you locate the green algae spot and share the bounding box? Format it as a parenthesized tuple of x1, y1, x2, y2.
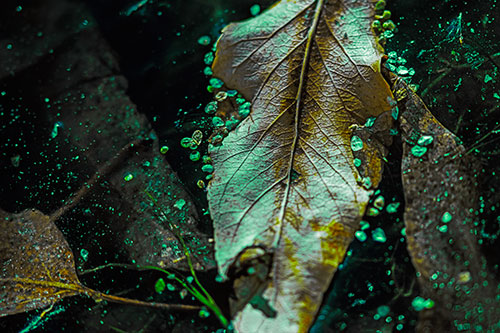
(355, 230, 367, 242)
(250, 4, 261, 16)
(199, 308, 211, 318)
(362, 176, 372, 189)
(360, 221, 370, 230)
(372, 228, 387, 243)
(441, 211, 452, 223)
(367, 207, 380, 217)
(438, 225, 448, 233)
(205, 101, 217, 114)
(212, 116, 224, 127)
(124, 173, 134, 182)
(160, 145, 169, 154)
(351, 135, 363, 152)
(411, 145, 427, 157)
(386, 202, 400, 214)
(412, 296, 434, 311)
(204, 52, 214, 65)
(373, 195, 385, 210)
(190, 151, 201, 162)
(181, 137, 194, 148)
(417, 135, 434, 146)
(364, 117, 376, 127)
(155, 278, 166, 294)
(209, 78, 224, 88)
(203, 66, 213, 76)
(202, 164, 214, 173)
(174, 199, 186, 210)
(391, 106, 399, 120)
(80, 248, 89, 261)
(353, 158, 362, 167)
(197, 35, 211, 46)
(375, 0, 386, 11)
(377, 305, 390, 317)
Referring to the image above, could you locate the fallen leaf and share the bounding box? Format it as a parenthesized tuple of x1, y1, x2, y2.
(0, 207, 199, 317)
(207, 0, 395, 331)
(391, 74, 500, 330)
(0, 208, 86, 316)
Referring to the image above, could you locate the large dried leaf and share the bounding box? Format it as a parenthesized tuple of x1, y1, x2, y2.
(207, 0, 394, 331)
(391, 76, 500, 331)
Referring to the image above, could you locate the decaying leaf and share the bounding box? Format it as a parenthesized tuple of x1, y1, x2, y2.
(207, 0, 395, 331)
(391, 75, 500, 331)
(0, 207, 199, 317)
(0, 208, 86, 316)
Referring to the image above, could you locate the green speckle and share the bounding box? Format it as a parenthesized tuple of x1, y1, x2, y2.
(197, 35, 211, 46)
(209, 78, 224, 88)
(174, 199, 186, 210)
(417, 135, 434, 146)
(401, 227, 406, 236)
(205, 101, 217, 114)
(377, 305, 390, 317)
(155, 278, 166, 294)
(227, 90, 238, 97)
(80, 249, 89, 261)
(360, 221, 370, 230)
(202, 164, 214, 173)
(362, 176, 372, 189)
(372, 228, 387, 243)
(373, 195, 385, 210)
(203, 66, 213, 76)
(367, 207, 380, 217)
(167, 283, 176, 291)
(386, 202, 400, 214)
(484, 74, 493, 83)
(181, 137, 194, 148)
(124, 173, 134, 182)
(204, 52, 214, 65)
(412, 297, 434, 311)
(438, 225, 448, 233)
(411, 145, 427, 157)
(364, 117, 376, 127)
(190, 151, 201, 162)
(199, 308, 211, 318)
(351, 135, 363, 152)
(355, 231, 367, 242)
(250, 4, 261, 16)
(160, 145, 169, 154)
(441, 211, 452, 223)
(212, 116, 224, 127)
(353, 158, 362, 167)
(375, 0, 386, 11)
(390, 128, 398, 135)
(186, 276, 194, 284)
(391, 106, 399, 120)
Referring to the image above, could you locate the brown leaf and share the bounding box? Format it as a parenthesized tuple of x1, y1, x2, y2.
(207, 0, 395, 331)
(0, 207, 199, 317)
(391, 75, 500, 331)
(0, 208, 87, 316)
